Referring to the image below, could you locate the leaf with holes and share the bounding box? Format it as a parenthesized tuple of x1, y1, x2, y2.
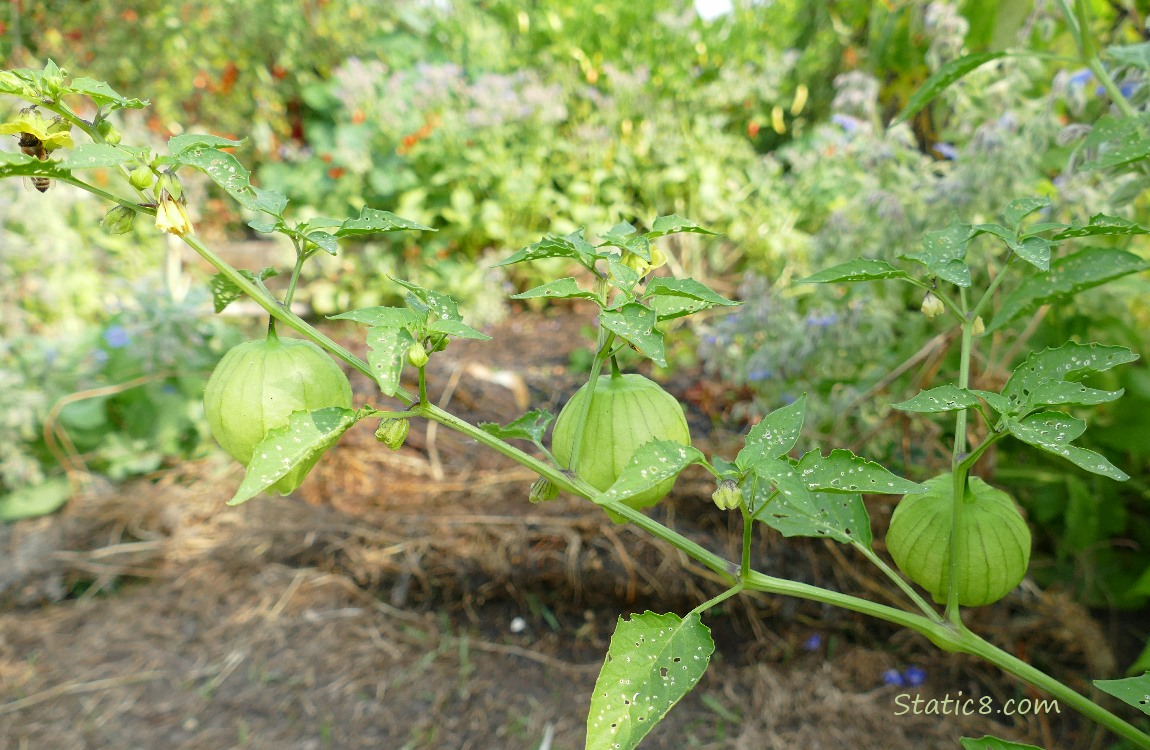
(644, 278, 738, 321)
(1093, 673, 1150, 717)
(172, 145, 287, 217)
(209, 267, 279, 313)
(988, 248, 1150, 332)
(793, 449, 922, 495)
(1008, 235, 1054, 270)
(735, 394, 806, 469)
(512, 277, 600, 303)
(586, 611, 714, 750)
(1007, 412, 1128, 481)
(363, 326, 418, 397)
(392, 278, 463, 322)
(497, 230, 603, 267)
(335, 207, 432, 237)
(798, 258, 910, 284)
(1003, 197, 1051, 228)
(228, 407, 357, 506)
(893, 385, 982, 414)
(57, 143, 138, 169)
(646, 214, 717, 238)
(1079, 114, 1150, 170)
(330, 306, 423, 330)
(478, 409, 555, 444)
(901, 221, 973, 287)
(1051, 212, 1150, 240)
(600, 303, 667, 367)
(1001, 343, 1138, 415)
(597, 441, 704, 506)
(751, 458, 873, 546)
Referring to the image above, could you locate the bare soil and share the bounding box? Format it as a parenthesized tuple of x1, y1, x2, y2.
(0, 308, 1127, 749)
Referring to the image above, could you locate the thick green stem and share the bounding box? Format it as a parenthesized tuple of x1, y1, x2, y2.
(282, 239, 306, 308)
(854, 543, 943, 623)
(945, 294, 975, 624)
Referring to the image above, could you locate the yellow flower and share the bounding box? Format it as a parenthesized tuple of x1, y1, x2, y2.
(155, 193, 194, 235)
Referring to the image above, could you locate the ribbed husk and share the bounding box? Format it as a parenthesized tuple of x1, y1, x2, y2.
(886, 473, 1031, 607)
(551, 373, 691, 522)
(203, 335, 352, 494)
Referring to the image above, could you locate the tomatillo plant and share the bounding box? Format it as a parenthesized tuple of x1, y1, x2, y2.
(3, 60, 1149, 750)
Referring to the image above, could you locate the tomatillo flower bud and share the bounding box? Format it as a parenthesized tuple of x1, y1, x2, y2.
(101, 205, 135, 235)
(711, 479, 744, 511)
(407, 341, 429, 368)
(157, 172, 185, 202)
(971, 316, 985, 335)
(920, 292, 945, 319)
(375, 418, 410, 451)
(129, 166, 154, 190)
(96, 120, 122, 145)
(529, 477, 559, 504)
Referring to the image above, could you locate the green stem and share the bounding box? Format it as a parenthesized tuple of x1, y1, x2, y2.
(282, 238, 306, 308)
(945, 294, 974, 624)
(688, 582, 744, 619)
(740, 505, 754, 578)
(853, 543, 944, 623)
(57, 176, 149, 212)
(418, 364, 428, 406)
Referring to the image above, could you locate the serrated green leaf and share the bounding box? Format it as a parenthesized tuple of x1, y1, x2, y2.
(970, 390, 1012, 415)
(646, 214, 716, 238)
(1002, 343, 1138, 414)
(601, 220, 638, 242)
(512, 278, 599, 303)
(600, 303, 667, 367)
(798, 258, 910, 283)
(428, 318, 490, 340)
(735, 395, 806, 469)
(168, 133, 246, 154)
(1009, 235, 1053, 270)
(1025, 221, 1069, 235)
(305, 230, 338, 255)
(0, 151, 68, 181)
(174, 146, 285, 215)
(1051, 213, 1150, 239)
(1003, 197, 1051, 228)
(959, 737, 1045, 750)
(392, 277, 463, 322)
(608, 260, 642, 292)
(55, 143, 136, 169)
(335, 207, 432, 237)
(68, 77, 148, 110)
(989, 248, 1150, 332)
(598, 441, 704, 505)
(586, 612, 714, 750)
(478, 409, 555, 443)
(793, 449, 922, 494)
(902, 221, 973, 287)
(751, 458, 873, 546)
(209, 268, 279, 313)
(643, 278, 739, 320)
(228, 407, 357, 505)
(893, 51, 1009, 125)
(1007, 413, 1128, 481)
(892, 384, 982, 413)
(1093, 673, 1150, 716)
(329, 306, 423, 329)
(970, 223, 1015, 243)
(497, 230, 601, 266)
(248, 217, 280, 233)
(1080, 114, 1150, 170)
(364, 325, 417, 397)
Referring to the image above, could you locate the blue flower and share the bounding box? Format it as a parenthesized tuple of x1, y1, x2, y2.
(831, 114, 860, 133)
(903, 666, 927, 686)
(805, 312, 838, 328)
(747, 368, 773, 382)
(933, 142, 958, 160)
(801, 633, 822, 651)
(881, 668, 904, 687)
(104, 325, 131, 349)
(1067, 69, 1093, 88)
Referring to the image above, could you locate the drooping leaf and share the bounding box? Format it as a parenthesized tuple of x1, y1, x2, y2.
(209, 267, 279, 313)
(1051, 213, 1150, 239)
(989, 247, 1150, 331)
(335, 207, 432, 237)
(364, 325, 418, 397)
(56, 143, 136, 169)
(646, 214, 717, 238)
(901, 221, 973, 287)
(792, 449, 922, 494)
(751, 458, 873, 546)
(598, 441, 704, 505)
(478, 409, 555, 444)
(959, 737, 1045, 750)
(228, 407, 357, 505)
(735, 395, 806, 469)
(1093, 673, 1150, 717)
(512, 277, 600, 303)
(893, 51, 1009, 125)
(600, 303, 667, 367)
(798, 258, 910, 284)
(1079, 114, 1150, 170)
(1001, 343, 1138, 414)
(586, 612, 714, 750)
(497, 230, 602, 266)
(893, 385, 983, 413)
(1007, 413, 1128, 481)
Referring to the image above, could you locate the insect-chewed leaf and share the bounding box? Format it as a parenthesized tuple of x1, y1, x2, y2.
(1007, 413, 1128, 481)
(1001, 342, 1138, 414)
(57, 143, 136, 169)
(1052, 213, 1150, 239)
(892, 51, 1008, 125)
(643, 278, 738, 321)
(228, 407, 357, 506)
(478, 409, 555, 443)
(209, 267, 279, 313)
(68, 77, 148, 110)
(305, 230, 339, 255)
(173, 145, 287, 216)
(0, 151, 67, 180)
(646, 214, 716, 238)
(335, 207, 431, 237)
(989, 248, 1150, 332)
(597, 441, 704, 505)
(793, 449, 921, 494)
(893, 384, 982, 413)
(168, 133, 246, 153)
(428, 318, 490, 340)
(600, 303, 667, 367)
(1080, 114, 1150, 170)
(1003, 197, 1051, 228)
(364, 325, 417, 396)
(1092, 673, 1150, 717)
(330, 306, 423, 329)
(391, 277, 463, 322)
(970, 390, 1012, 415)
(497, 230, 601, 266)
(901, 221, 973, 287)
(751, 458, 873, 546)
(959, 736, 1045, 750)
(798, 258, 911, 284)
(511, 277, 600, 302)
(735, 395, 806, 469)
(586, 611, 714, 750)
(1008, 235, 1053, 270)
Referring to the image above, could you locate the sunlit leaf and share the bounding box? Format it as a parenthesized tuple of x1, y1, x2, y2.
(335, 207, 432, 237)
(56, 143, 136, 169)
(751, 458, 873, 546)
(1003, 197, 1051, 228)
(600, 303, 667, 367)
(1051, 213, 1150, 239)
(798, 258, 911, 283)
(208, 267, 279, 314)
(959, 737, 1044, 750)
(598, 441, 704, 505)
(646, 214, 716, 238)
